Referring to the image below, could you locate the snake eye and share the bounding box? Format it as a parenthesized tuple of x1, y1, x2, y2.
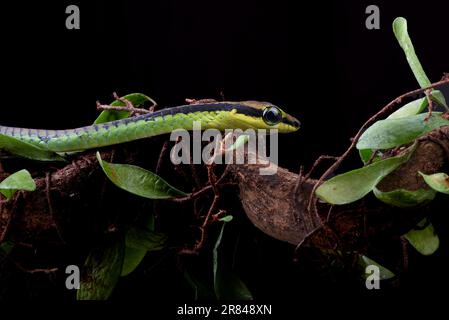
(262, 106, 283, 125)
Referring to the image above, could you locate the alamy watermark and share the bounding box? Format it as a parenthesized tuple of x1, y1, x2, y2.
(65, 264, 80, 290)
(66, 5, 80, 30)
(365, 264, 380, 289)
(365, 5, 380, 30)
(169, 122, 279, 175)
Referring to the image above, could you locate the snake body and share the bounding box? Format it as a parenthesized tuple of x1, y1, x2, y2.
(0, 101, 300, 152)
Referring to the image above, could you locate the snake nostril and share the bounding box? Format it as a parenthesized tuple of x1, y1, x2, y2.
(293, 120, 301, 128)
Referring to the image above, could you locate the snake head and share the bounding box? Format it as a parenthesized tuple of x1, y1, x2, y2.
(236, 101, 301, 133)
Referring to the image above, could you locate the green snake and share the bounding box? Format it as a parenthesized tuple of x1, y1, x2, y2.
(0, 101, 300, 153)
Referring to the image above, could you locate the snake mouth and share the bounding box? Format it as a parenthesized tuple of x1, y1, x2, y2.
(282, 117, 301, 131)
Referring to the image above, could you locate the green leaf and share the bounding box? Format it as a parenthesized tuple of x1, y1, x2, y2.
(392, 17, 447, 109)
(404, 219, 439, 255)
(361, 97, 425, 163)
(96, 152, 187, 199)
(0, 241, 14, 255)
(225, 134, 250, 152)
(388, 93, 447, 120)
(360, 94, 443, 163)
(359, 149, 384, 165)
(419, 172, 449, 194)
(125, 226, 167, 252)
(393, 17, 431, 88)
(316, 145, 415, 205)
(373, 187, 436, 208)
(388, 97, 428, 119)
(121, 246, 147, 277)
(219, 215, 234, 223)
(0, 169, 36, 200)
(430, 90, 448, 109)
(359, 149, 374, 164)
(356, 113, 449, 150)
(358, 254, 395, 280)
(213, 220, 252, 300)
(0, 134, 65, 162)
(94, 93, 156, 124)
(77, 236, 125, 300)
(121, 214, 166, 277)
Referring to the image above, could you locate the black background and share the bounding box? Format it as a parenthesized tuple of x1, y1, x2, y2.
(2, 0, 448, 170)
(1, 0, 448, 305)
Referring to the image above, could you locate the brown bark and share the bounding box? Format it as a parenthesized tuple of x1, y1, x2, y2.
(232, 126, 448, 249)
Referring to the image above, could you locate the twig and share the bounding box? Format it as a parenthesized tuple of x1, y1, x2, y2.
(293, 166, 305, 196)
(12, 260, 58, 274)
(96, 92, 157, 115)
(294, 226, 322, 253)
(326, 205, 334, 222)
(154, 140, 170, 219)
(112, 92, 133, 110)
(307, 78, 449, 214)
(424, 88, 434, 121)
(305, 155, 339, 180)
(179, 164, 222, 254)
(195, 194, 220, 249)
(366, 149, 379, 165)
(0, 191, 23, 243)
(196, 210, 219, 250)
(185, 98, 218, 105)
(155, 141, 169, 174)
(96, 102, 152, 115)
(216, 164, 231, 185)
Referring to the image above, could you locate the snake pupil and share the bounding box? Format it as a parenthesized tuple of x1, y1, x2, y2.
(263, 107, 282, 125)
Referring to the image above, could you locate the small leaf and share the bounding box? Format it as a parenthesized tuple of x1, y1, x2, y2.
(96, 152, 187, 199)
(0, 134, 65, 162)
(392, 17, 448, 109)
(419, 172, 449, 194)
(404, 219, 439, 255)
(316, 145, 415, 205)
(213, 220, 252, 300)
(358, 254, 395, 280)
(357, 113, 449, 150)
(373, 187, 436, 208)
(125, 226, 167, 252)
(121, 246, 147, 277)
(0, 169, 36, 200)
(94, 93, 156, 124)
(77, 236, 125, 300)
(393, 17, 431, 88)
(219, 215, 233, 223)
(121, 214, 165, 277)
(360, 94, 442, 163)
(0, 241, 14, 255)
(388, 97, 427, 119)
(358, 149, 383, 165)
(359, 149, 374, 164)
(225, 134, 250, 152)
